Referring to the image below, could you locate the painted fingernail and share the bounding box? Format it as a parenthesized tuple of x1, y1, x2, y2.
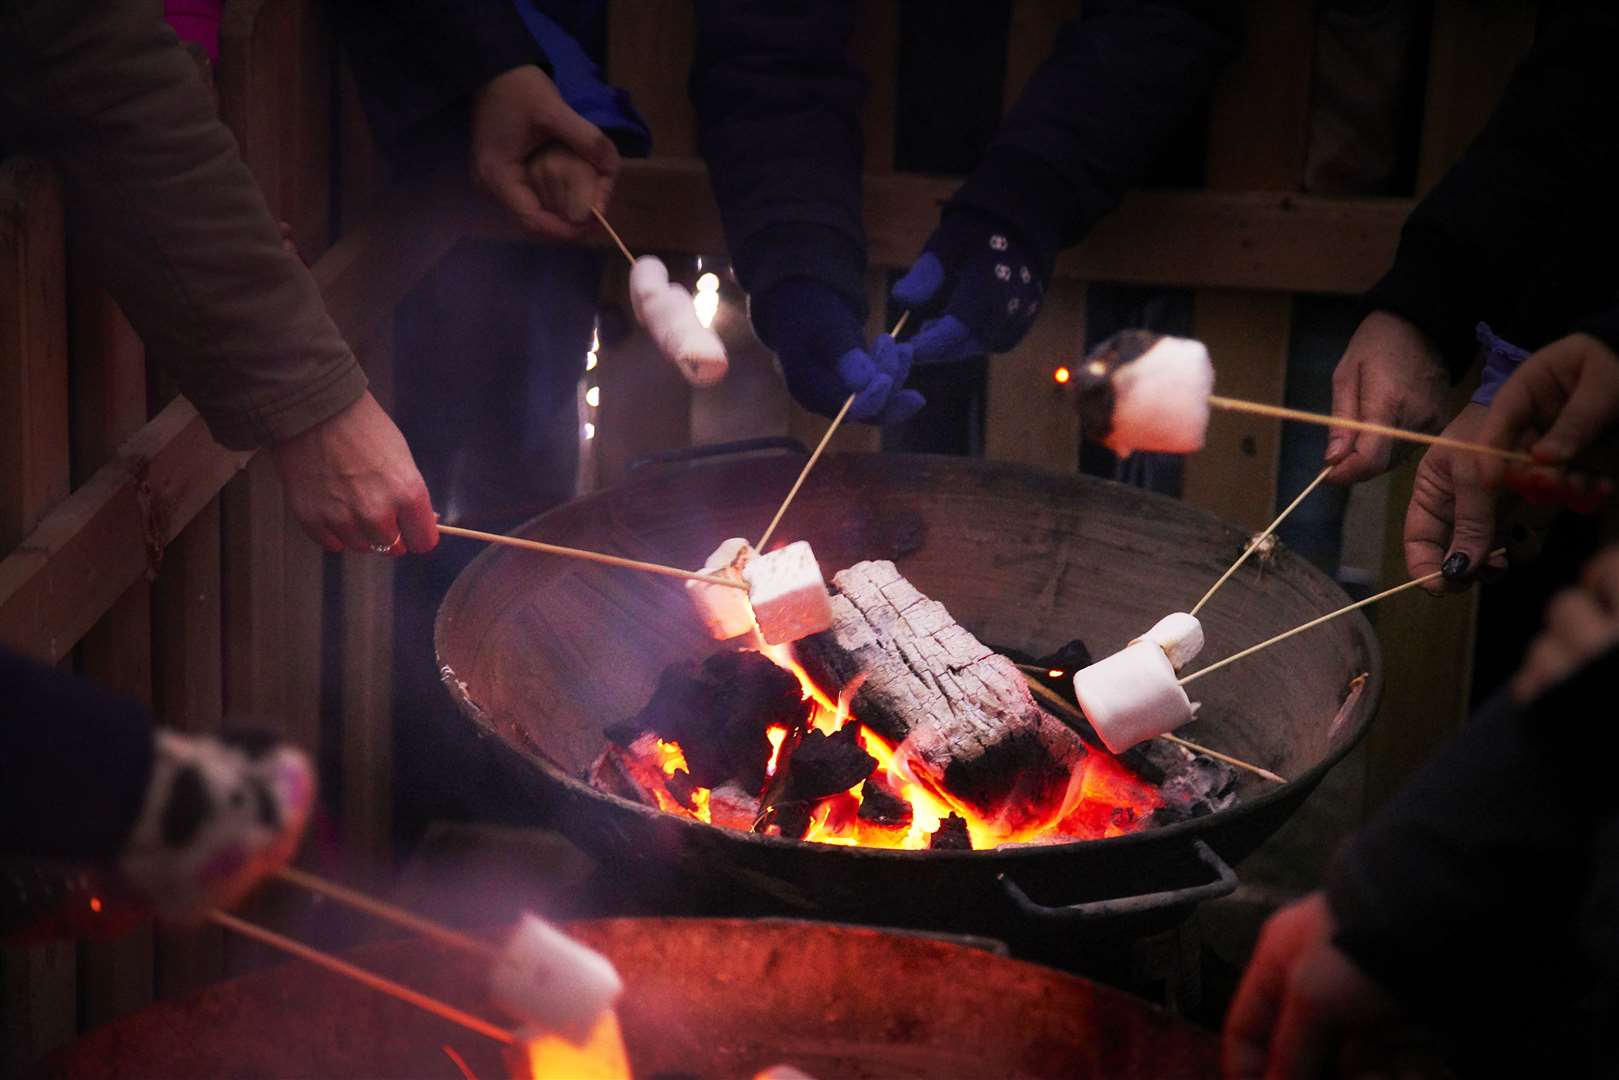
(1441, 552, 1471, 579)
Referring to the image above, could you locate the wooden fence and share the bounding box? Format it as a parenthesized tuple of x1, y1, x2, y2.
(0, 0, 1535, 1064)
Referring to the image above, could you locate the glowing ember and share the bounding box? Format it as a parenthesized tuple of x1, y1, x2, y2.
(606, 643, 1170, 852)
(1053, 365, 1072, 384)
(520, 1010, 631, 1080)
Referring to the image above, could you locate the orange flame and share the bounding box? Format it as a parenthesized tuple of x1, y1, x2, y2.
(616, 644, 1163, 851)
(522, 1010, 630, 1080)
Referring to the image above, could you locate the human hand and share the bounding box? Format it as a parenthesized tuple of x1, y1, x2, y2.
(1222, 893, 1400, 1080)
(471, 65, 620, 240)
(270, 391, 438, 554)
(751, 279, 925, 425)
(1403, 403, 1506, 592)
(891, 209, 1046, 365)
(1511, 546, 1619, 703)
(1478, 332, 1619, 511)
(1326, 311, 1450, 484)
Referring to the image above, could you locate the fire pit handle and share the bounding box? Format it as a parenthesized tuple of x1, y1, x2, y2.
(996, 840, 1236, 922)
(628, 436, 811, 473)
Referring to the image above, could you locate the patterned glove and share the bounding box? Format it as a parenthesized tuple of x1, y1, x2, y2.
(117, 730, 314, 923)
(892, 209, 1047, 365)
(751, 279, 925, 425)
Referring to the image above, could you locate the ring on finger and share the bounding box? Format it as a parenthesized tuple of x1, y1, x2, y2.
(368, 531, 403, 555)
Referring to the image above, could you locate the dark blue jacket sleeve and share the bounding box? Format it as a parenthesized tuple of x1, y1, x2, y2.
(950, 0, 1240, 277)
(1363, 4, 1619, 377)
(690, 0, 870, 318)
(1327, 645, 1619, 1033)
(0, 647, 154, 861)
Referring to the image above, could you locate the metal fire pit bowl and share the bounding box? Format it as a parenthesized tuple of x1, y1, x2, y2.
(436, 450, 1381, 938)
(43, 918, 1218, 1079)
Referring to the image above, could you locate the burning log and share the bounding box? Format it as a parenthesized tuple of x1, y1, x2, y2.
(794, 561, 1084, 828)
(856, 776, 912, 829)
(781, 727, 876, 804)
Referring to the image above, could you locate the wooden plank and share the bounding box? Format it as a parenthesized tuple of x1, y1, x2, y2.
(985, 278, 1084, 470)
(0, 158, 69, 551)
(984, 0, 1085, 473)
(340, 326, 397, 871)
(150, 500, 228, 999)
(1184, 0, 1316, 530)
(69, 243, 156, 1027)
(854, 0, 900, 173)
(608, 0, 696, 157)
(1365, 5, 1537, 808)
(0, 155, 75, 1071)
(595, 159, 1409, 295)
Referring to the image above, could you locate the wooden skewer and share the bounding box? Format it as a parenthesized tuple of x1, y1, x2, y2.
(1179, 553, 1503, 686)
(273, 866, 495, 960)
(208, 909, 515, 1046)
(1208, 395, 1534, 465)
(438, 524, 746, 590)
(1158, 732, 1287, 785)
(755, 311, 912, 551)
(1020, 670, 1285, 785)
(1191, 465, 1332, 616)
(591, 207, 636, 266)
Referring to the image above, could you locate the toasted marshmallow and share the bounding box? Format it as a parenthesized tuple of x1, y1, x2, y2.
(629, 255, 728, 387)
(489, 913, 623, 1042)
(742, 541, 834, 646)
(1072, 640, 1195, 754)
(1131, 612, 1205, 671)
(1075, 331, 1213, 458)
(685, 537, 756, 640)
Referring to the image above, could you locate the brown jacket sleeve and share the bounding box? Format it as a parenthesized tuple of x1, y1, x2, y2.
(0, 0, 366, 450)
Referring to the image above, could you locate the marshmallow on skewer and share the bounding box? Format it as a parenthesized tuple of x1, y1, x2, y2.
(1071, 640, 1195, 754)
(686, 537, 757, 640)
(1131, 612, 1205, 671)
(629, 255, 729, 387)
(1073, 330, 1214, 458)
(742, 540, 834, 646)
(490, 912, 623, 1042)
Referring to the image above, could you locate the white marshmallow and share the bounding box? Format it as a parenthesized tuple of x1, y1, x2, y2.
(754, 1068, 819, 1080)
(742, 541, 834, 646)
(1105, 335, 1214, 457)
(1071, 640, 1195, 754)
(489, 912, 623, 1042)
(1131, 612, 1205, 671)
(629, 255, 729, 387)
(685, 537, 756, 640)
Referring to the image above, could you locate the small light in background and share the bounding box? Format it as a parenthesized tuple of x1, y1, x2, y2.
(1047, 669, 1064, 678)
(585, 385, 600, 408)
(1053, 366, 1071, 385)
(89, 897, 102, 913)
(693, 272, 721, 328)
(585, 352, 598, 372)
(583, 422, 596, 440)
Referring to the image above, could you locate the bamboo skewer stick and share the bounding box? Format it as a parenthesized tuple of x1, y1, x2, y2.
(1020, 670, 1286, 785)
(438, 524, 746, 590)
(208, 909, 515, 1046)
(591, 207, 636, 266)
(755, 311, 911, 551)
(273, 866, 495, 960)
(1208, 395, 1534, 465)
(1191, 465, 1332, 616)
(1179, 554, 1502, 686)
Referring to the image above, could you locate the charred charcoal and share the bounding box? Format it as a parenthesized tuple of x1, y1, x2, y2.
(856, 776, 912, 827)
(770, 801, 812, 840)
(928, 813, 972, 850)
(603, 717, 649, 748)
(1032, 639, 1093, 676)
(666, 768, 700, 812)
(783, 726, 876, 803)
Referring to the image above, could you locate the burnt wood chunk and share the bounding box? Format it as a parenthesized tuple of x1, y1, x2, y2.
(783, 726, 876, 803)
(586, 743, 656, 805)
(625, 651, 810, 789)
(929, 813, 972, 850)
(795, 561, 1084, 826)
(856, 777, 912, 828)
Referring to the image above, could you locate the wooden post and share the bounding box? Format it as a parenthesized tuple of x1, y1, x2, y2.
(1182, 0, 1316, 530)
(0, 157, 77, 1071)
(67, 240, 157, 1028)
(1364, 3, 1535, 808)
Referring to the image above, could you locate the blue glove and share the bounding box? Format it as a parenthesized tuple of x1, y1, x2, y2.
(892, 209, 1047, 365)
(751, 280, 926, 425)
